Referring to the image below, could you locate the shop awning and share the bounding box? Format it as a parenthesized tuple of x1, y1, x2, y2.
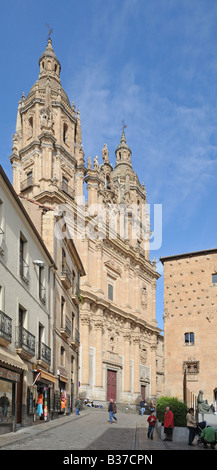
(40, 369, 56, 384)
(57, 366, 68, 383)
(32, 369, 56, 385)
(0, 346, 28, 371)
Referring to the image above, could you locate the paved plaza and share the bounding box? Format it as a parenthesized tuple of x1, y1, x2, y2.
(0, 408, 213, 453)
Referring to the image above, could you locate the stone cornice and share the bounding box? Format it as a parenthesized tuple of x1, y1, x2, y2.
(79, 287, 162, 335)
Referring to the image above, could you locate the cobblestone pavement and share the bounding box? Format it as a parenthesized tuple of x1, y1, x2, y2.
(0, 408, 213, 452)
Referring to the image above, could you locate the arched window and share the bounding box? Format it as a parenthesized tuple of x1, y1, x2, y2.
(28, 116, 33, 137)
(105, 174, 111, 190)
(63, 123, 68, 143)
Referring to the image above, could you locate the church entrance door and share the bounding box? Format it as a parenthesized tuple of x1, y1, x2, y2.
(107, 370, 117, 402)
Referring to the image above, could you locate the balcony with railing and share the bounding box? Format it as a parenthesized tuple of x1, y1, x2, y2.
(60, 263, 72, 290)
(71, 282, 81, 305)
(16, 326, 35, 360)
(60, 180, 75, 200)
(71, 328, 80, 348)
(37, 341, 51, 369)
(0, 310, 12, 347)
(20, 175, 34, 192)
(60, 314, 72, 339)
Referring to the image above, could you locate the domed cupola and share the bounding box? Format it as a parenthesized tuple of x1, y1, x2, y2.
(39, 38, 61, 81)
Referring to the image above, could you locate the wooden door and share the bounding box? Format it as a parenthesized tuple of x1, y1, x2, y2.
(141, 385, 146, 401)
(107, 370, 117, 402)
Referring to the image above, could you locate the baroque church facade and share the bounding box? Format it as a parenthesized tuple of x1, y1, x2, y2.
(10, 38, 164, 407)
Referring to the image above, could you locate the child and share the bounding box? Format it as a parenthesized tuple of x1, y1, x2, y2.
(147, 411, 157, 439)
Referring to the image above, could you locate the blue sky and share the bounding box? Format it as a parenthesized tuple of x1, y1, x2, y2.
(1, 0, 217, 331)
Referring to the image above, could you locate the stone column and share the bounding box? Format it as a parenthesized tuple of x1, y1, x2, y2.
(80, 303, 90, 386)
(134, 266, 140, 312)
(151, 280, 158, 326)
(150, 343, 157, 397)
(95, 308, 103, 388)
(133, 328, 140, 395)
(95, 241, 104, 294)
(123, 323, 131, 392)
(123, 259, 131, 309)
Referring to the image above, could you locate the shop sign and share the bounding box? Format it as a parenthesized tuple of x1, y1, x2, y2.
(0, 366, 20, 382)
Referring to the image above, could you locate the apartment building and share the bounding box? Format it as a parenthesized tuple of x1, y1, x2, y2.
(0, 165, 56, 433)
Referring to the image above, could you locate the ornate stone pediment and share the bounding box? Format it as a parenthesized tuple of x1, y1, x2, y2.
(104, 258, 122, 278)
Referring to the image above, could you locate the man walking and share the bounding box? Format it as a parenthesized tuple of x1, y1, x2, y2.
(140, 399, 146, 416)
(75, 397, 80, 416)
(108, 398, 117, 424)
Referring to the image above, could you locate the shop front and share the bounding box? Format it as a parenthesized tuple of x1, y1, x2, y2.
(28, 369, 56, 424)
(0, 347, 28, 434)
(57, 366, 71, 415)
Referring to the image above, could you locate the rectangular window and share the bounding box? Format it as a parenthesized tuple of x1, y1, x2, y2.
(19, 234, 29, 283)
(185, 332, 194, 345)
(26, 171, 33, 187)
(108, 284, 113, 301)
(62, 176, 68, 193)
(212, 274, 217, 284)
(39, 266, 46, 304)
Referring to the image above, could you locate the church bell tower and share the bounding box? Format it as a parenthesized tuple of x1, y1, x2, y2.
(10, 38, 85, 207)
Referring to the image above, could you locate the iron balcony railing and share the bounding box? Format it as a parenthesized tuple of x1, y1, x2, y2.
(38, 341, 51, 366)
(74, 328, 80, 345)
(16, 326, 35, 356)
(20, 175, 34, 192)
(61, 314, 72, 337)
(0, 310, 12, 343)
(61, 181, 75, 200)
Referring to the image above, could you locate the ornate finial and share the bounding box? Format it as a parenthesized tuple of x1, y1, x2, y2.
(46, 24, 53, 41)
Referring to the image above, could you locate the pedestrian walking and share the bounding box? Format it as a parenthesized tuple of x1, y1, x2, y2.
(108, 398, 117, 424)
(163, 405, 174, 441)
(186, 408, 197, 446)
(75, 397, 80, 415)
(140, 399, 146, 416)
(147, 411, 157, 439)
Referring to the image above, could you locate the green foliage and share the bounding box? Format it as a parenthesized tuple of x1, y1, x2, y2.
(156, 396, 188, 427)
(77, 293, 83, 303)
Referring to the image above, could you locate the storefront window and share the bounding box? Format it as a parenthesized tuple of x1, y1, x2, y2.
(0, 379, 13, 424)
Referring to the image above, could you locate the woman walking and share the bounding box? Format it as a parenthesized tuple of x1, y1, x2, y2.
(186, 408, 197, 446)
